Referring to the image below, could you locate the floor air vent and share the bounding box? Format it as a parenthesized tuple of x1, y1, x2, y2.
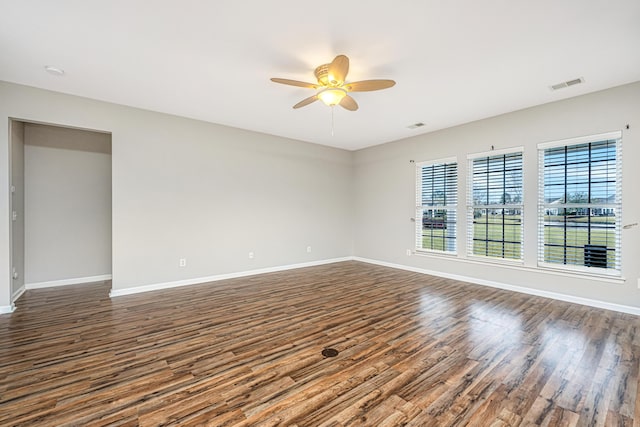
(321, 348, 339, 357)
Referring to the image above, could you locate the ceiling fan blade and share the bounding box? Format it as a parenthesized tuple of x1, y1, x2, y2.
(328, 55, 349, 85)
(339, 95, 358, 111)
(293, 95, 318, 109)
(345, 79, 396, 92)
(271, 78, 318, 89)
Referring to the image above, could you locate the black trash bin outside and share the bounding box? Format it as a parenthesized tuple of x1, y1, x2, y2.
(584, 244, 607, 268)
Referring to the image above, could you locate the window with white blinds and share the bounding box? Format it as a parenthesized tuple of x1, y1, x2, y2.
(416, 159, 457, 254)
(468, 149, 523, 261)
(538, 132, 622, 274)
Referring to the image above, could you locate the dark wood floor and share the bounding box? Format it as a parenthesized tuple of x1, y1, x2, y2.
(1, 261, 639, 426)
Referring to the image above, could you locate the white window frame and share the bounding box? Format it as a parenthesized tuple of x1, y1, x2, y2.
(467, 147, 524, 263)
(537, 131, 622, 277)
(415, 157, 458, 255)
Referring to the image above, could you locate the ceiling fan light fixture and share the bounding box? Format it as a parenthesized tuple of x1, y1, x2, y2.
(271, 55, 394, 111)
(317, 87, 347, 106)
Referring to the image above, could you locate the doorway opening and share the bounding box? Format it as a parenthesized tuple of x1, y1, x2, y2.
(9, 119, 112, 305)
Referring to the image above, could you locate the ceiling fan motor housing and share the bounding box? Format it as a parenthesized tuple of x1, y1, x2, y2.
(315, 63, 338, 86)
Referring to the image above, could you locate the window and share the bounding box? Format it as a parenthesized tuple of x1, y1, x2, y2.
(416, 158, 457, 254)
(538, 132, 622, 274)
(468, 149, 523, 260)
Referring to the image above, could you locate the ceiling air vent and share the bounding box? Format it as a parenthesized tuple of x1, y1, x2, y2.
(407, 122, 425, 129)
(550, 77, 584, 91)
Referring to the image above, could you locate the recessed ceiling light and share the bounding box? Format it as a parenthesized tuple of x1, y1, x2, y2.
(44, 66, 65, 76)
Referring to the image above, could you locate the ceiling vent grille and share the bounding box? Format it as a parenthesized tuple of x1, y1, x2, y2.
(550, 77, 584, 91)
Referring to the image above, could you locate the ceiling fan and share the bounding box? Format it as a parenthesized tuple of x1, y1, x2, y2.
(271, 54, 396, 111)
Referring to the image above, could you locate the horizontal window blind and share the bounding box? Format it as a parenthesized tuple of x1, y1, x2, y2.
(467, 151, 523, 260)
(416, 160, 457, 254)
(538, 134, 622, 274)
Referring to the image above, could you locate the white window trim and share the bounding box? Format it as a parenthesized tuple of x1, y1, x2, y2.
(467, 146, 525, 160)
(537, 131, 621, 150)
(415, 157, 458, 255)
(415, 156, 457, 169)
(465, 253, 525, 266)
(537, 132, 622, 277)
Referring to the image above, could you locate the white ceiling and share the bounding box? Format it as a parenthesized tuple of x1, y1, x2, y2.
(1, 1, 639, 151)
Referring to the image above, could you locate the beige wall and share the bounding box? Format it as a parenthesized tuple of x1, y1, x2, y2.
(1, 80, 639, 311)
(10, 120, 24, 299)
(353, 81, 640, 308)
(0, 81, 353, 307)
(24, 123, 112, 285)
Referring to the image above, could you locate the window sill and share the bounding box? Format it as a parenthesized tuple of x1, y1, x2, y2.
(412, 251, 625, 284)
(414, 249, 458, 258)
(537, 262, 623, 282)
(466, 255, 524, 267)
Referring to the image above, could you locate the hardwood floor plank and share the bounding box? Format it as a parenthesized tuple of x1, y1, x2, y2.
(1, 261, 638, 426)
(542, 406, 581, 427)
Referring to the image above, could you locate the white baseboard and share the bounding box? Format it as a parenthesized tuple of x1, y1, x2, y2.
(0, 304, 16, 314)
(109, 257, 352, 298)
(12, 285, 26, 303)
(26, 274, 112, 290)
(353, 257, 640, 316)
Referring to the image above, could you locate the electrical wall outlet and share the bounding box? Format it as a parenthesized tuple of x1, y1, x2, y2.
(248, 252, 254, 259)
(406, 249, 412, 256)
(307, 246, 312, 253)
(179, 258, 187, 267)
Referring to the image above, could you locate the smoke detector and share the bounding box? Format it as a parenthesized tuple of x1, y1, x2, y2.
(44, 66, 65, 76)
